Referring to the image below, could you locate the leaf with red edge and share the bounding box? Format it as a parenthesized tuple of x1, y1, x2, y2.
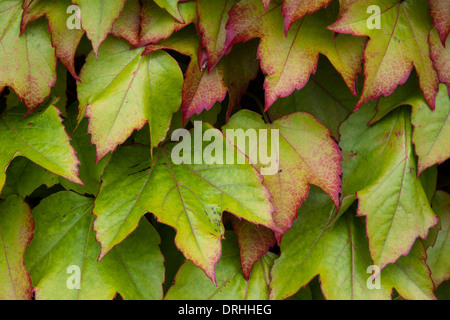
(77, 36, 183, 161)
(224, 0, 365, 110)
(197, 0, 239, 71)
(428, 0, 450, 46)
(429, 28, 450, 94)
(21, 0, 84, 81)
(0, 0, 56, 112)
(72, 0, 126, 56)
(139, 0, 196, 47)
(329, 0, 439, 110)
(145, 27, 259, 122)
(223, 109, 342, 243)
(262, 0, 271, 9)
(111, 0, 141, 46)
(282, 0, 332, 34)
(0, 196, 33, 300)
(230, 216, 276, 281)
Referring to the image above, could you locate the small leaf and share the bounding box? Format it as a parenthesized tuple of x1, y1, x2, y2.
(154, 0, 184, 23)
(429, 28, 450, 94)
(428, 0, 450, 46)
(0, 196, 33, 300)
(282, 0, 333, 34)
(111, 0, 141, 46)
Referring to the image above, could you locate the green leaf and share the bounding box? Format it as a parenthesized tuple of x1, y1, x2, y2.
(78, 36, 183, 160)
(427, 191, 450, 287)
(154, 0, 184, 23)
(21, 0, 85, 81)
(93, 124, 278, 284)
(139, 0, 196, 47)
(340, 105, 437, 269)
(282, 0, 333, 33)
(0, 103, 82, 194)
(329, 0, 439, 110)
(25, 191, 164, 300)
(111, 0, 141, 46)
(224, 109, 341, 242)
(165, 232, 275, 300)
(0, 0, 56, 111)
(72, 0, 126, 56)
(0, 195, 33, 300)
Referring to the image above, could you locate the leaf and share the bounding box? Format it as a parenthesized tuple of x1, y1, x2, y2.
(230, 216, 276, 281)
(93, 125, 278, 284)
(0, 0, 56, 111)
(270, 188, 436, 300)
(428, 0, 450, 46)
(411, 84, 450, 175)
(0, 103, 82, 194)
(154, 0, 184, 23)
(197, 0, 239, 71)
(1, 157, 58, 199)
(340, 104, 437, 270)
(77, 36, 183, 160)
(25, 191, 164, 300)
(329, 0, 439, 110)
(111, 0, 141, 46)
(282, 0, 332, 34)
(427, 191, 450, 287)
(429, 28, 450, 94)
(72, 0, 126, 56)
(165, 232, 275, 300)
(224, 0, 365, 110)
(0, 196, 33, 300)
(21, 0, 85, 81)
(224, 109, 341, 242)
(59, 104, 111, 195)
(267, 56, 357, 139)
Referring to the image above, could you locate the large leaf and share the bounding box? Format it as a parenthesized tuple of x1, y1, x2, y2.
(0, 103, 82, 194)
(93, 124, 278, 284)
(77, 36, 183, 160)
(329, 0, 439, 110)
(72, 0, 126, 56)
(340, 104, 437, 269)
(165, 232, 275, 300)
(427, 191, 450, 287)
(25, 191, 164, 300)
(224, 109, 341, 242)
(0, 196, 33, 300)
(0, 0, 56, 111)
(21, 0, 84, 81)
(224, 0, 365, 110)
(270, 188, 436, 300)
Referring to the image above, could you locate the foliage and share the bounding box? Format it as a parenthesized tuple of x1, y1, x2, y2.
(0, 0, 449, 300)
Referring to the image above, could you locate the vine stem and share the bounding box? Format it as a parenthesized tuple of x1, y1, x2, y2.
(245, 92, 271, 123)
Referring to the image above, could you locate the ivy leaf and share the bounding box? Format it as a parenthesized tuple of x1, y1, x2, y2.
(224, 110, 341, 243)
(329, 0, 439, 110)
(270, 188, 436, 300)
(429, 28, 450, 94)
(197, 0, 239, 71)
(267, 57, 357, 139)
(0, 103, 82, 194)
(230, 216, 276, 281)
(139, 0, 196, 47)
(0, 196, 33, 300)
(0, 0, 56, 111)
(282, 0, 332, 34)
(165, 232, 275, 299)
(340, 105, 437, 270)
(1, 157, 58, 199)
(77, 36, 183, 161)
(93, 125, 278, 284)
(428, 0, 450, 46)
(154, 0, 184, 23)
(111, 0, 141, 46)
(25, 191, 164, 300)
(427, 191, 450, 287)
(72, 0, 126, 56)
(224, 0, 365, 110)
(21, 0, 84, 81)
